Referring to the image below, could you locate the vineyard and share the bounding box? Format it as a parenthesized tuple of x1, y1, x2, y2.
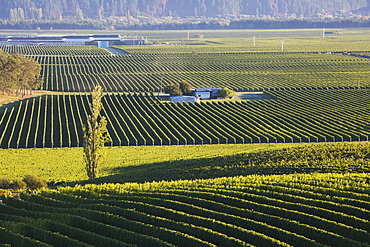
(1, 89, 370, 149)
(26, 52, 370, 91)
(0, 45, 111, 56)
(1, 172, 369, 246)
(1, 29, 370, 246)
(3, 33, 370, 92)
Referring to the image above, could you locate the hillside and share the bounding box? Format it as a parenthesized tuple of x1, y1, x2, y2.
(0, 142, 369, 246)
(0, 0, 368, 21)
(0, 172, 369, 246)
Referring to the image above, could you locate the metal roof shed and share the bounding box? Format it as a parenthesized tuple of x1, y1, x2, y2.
(170, 96, 200, 103)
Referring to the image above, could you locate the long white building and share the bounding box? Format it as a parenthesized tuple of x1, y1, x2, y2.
(0, 34, 146, 46)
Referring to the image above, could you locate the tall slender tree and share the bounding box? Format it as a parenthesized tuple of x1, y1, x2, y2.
(83, 85, 111, 179)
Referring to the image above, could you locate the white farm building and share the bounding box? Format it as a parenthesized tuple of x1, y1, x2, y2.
(170, 96, 200, 103)
(0, 34, 146, 46)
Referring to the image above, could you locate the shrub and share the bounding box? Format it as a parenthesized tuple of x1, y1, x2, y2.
(22, 175, 47, 190)
(194, 34, 204, 39)
(0, 178, 11, 189)
(164, 83, 183, 96)
(11, 180, 27, 190)
(179, 80, 192, 95)
(165, 81, 193, 96)
(219, 87, 236, 99)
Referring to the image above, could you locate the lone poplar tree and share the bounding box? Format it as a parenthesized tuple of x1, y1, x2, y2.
(83, 85, 110, 179)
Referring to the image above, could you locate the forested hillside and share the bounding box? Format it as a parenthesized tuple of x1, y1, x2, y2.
(0, 0, 368, 21)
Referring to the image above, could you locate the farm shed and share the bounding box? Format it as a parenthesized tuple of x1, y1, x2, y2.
(170, 96, 200, 103)
(2, 34, 147, 46)
(97, 41, 110, 48)
(194, 88, 221, 99)
(193, 91, 211, 99)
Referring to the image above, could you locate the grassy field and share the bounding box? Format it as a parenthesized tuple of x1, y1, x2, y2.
(118, 28, 370, 53)
(1, 141, 370, 184)
(0, 142, 300, 183)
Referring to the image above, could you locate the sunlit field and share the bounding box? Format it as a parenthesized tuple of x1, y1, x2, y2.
(1, 28, 370, 246)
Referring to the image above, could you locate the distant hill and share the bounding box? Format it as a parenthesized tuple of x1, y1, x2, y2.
(0, 0, 368, 21)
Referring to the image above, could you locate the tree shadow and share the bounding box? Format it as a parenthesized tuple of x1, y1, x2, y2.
(71, 153, 314, 186)
(0, 99, 22, 112)
(75, 156, 227, 185)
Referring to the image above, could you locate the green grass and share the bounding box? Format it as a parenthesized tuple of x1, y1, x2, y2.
(1, 142, 370, 185)
(0, 143, 294, 183)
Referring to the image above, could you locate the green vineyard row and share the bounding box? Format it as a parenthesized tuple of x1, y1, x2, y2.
(34, 52, 370, 92)
(1, 89, 370, 149)
(2, 45, 370, 92)
(0, 45, 111, 56)
(0, 173, 369, 246)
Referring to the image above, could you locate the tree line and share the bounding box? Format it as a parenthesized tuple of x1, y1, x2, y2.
(0, 51, 42, 96)
(2, 18, 370, 31)
(0, 0, 367, 21)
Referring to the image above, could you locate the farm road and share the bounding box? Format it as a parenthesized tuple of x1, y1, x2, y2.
(103, 47, 129, 55)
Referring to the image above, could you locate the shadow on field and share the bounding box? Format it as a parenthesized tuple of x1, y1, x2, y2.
(72, 143, 370, 186)
(73, 154, 323, 185)
(78, 156, 235, 185)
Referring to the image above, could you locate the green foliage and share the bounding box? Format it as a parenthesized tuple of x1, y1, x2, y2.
(179, 80, 192, 95)
(0, 143, 279, 183)
(0, 30, 369, 246)
(0, 225, 51, 247)
(0, 51, 41, 96)
(164, 80, 192, 96)
(164, 83, 182, 96)
(0, 45, 110, 56)
(1, 176, 43, 190)
(219, 87, 235, 98)
(22, 175, 47, 189)
(5, 31, 370, 92)
(10, 48, 370, 92)
(1, 142, 370, 184)
(83, 86, 111, 179)
(0, 178, 11, 189)
(11, 180, 27, 190)
(1, 90, 370, 149)
(0, 172, 369, 246)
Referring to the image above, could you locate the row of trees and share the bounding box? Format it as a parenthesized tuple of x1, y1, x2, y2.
(2, 17, 370, 31)
(0, 0, 367, 20)
(0, 174, 47, 190)
(0, 51, 42, 96)
(164, 80, 192, 96)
